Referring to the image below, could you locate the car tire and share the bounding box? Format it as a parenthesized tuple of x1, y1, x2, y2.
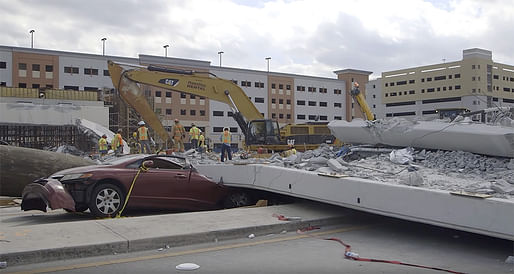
(223, 191, 255, 208)
(88, 183, 125, 218)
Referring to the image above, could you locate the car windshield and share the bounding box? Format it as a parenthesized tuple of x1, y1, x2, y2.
(103, 155, 144, 165)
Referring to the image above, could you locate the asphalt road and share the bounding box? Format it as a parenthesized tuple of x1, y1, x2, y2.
(3, 206, 513, 274)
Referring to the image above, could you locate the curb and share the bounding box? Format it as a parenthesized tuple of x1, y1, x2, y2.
(1, 215, 346, 267)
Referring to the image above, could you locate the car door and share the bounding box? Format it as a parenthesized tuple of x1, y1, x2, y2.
(129, 157, 191, 209)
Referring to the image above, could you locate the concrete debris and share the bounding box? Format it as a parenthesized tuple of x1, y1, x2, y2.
(176, 263, 200, 271)
(399, 170, 424, 186)
(506, 256, 514, 264)
(187, 143, 513, 200)
(248, 233, 255, 239)
(389, 148, 414, 165)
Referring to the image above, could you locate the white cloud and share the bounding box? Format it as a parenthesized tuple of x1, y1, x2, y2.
(0, 0, 512, 78)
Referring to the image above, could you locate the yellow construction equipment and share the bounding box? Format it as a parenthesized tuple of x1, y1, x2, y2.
(349, 82, 375, 121)
(107, 61, 339, 152)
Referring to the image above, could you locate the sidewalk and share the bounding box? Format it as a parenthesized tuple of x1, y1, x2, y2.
(0, 202, 348, 267)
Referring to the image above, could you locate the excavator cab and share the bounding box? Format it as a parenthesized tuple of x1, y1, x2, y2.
(246, 119, 281, 145)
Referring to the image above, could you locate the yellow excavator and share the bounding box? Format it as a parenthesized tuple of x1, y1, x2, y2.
(107, 61, 336, 152)
(350, 81, 375, 121)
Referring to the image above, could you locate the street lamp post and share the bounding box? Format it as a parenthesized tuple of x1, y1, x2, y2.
(265, 57, 271, 72)
(218, 51, 224, 67)
(29, 30, 35, 48)
(164, 44, 169, 57)
(101, 38, 107, 56)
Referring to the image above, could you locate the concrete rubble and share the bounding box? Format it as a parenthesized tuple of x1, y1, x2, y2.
(186, 144, 514, 201)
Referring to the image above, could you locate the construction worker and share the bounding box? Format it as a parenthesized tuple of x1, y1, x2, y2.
(189, 123, 201, 149)
(112, 129, 124, 156)
(98, 134, 108, 157)
(137, 121, 151, 154)
(220, 127, 232, 162)
(130, 131, 140, 154)
(198, 132, 206, 153)
(172, 119, 186, 152)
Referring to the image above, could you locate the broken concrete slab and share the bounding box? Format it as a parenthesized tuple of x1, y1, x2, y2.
(328, 118, 514, 158)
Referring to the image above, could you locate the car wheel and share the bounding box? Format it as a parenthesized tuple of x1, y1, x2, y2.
(223, 191, 254, 208)
(88, 184, 125, 218)
(64, 204, 88, 213)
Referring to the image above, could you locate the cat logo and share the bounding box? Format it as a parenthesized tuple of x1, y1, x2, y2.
(159, 78, 179, 87)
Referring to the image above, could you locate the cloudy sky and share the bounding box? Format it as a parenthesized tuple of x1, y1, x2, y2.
(1, 0, 512, 79)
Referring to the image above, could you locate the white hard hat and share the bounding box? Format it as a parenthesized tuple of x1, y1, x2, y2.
(138, 121, 145, 126)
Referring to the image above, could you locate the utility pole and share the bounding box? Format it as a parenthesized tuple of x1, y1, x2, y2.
(164, 44, 169, 57)
(218, 51, 224, 67)
(29, 29, 35, 48)
(265, 57, 271, 72)
(101, 37, 107, 56)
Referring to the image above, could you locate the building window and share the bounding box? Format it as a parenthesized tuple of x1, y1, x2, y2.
(427, 77, 432, 82)
(320, 102, 327, 107)
(287, 114, 291, 119)
(200, 110, 206, 116)
(64, 66, 79, 74)
(279, 113, 284, 119)
(213, 127, 223, 133)
(334, 89, 342, 95)
(279, 84, 284, 89)
(434, 76, 446, 81)
(0, 82, 6, 86)
(297, 86, 305, 91)
(297, 114, 305, 120)
(228, 111, 233, 117)
(103, 69, 109, 76)
(319, 115, 327, 121)
(166, 109, 172, 115)
(32, 84, 40, 88)
(334, 116, 342, 120)
(455, 74, 461, 78)
(279, 99, 284, 104)
(286, 84, 291, 90)
(271, 113, 276, 118)
(271, 98, 276, 104)
(180, 109, 186, 115)
(334, 102, 342, 108)
(308, 101, 316, 106)
(455, 85, 461, 90)
(155, 91, 162, 97)
(297, 100, 305, 105)
(190, 110, 196, 116)
(64, 85, 79, 90)
(190, 94, 196, 99)
(286, 99, 291, 104)
(18, 83, 27, 88)
(32, 64, 40, 71)
(254, 97, 265, 103)
(0, 61, 6, 69)
(84, 87, 98, 91)
(213, 111, 224, 116)
(308, 115, 317, 120)
(155, 108, 162, 114)
(409, 80, 415, 84)
(232, 80, 238, 85)
(19, 63, 27, 70)
(271, 83, 276, 89)
(166, 92, 172, 97)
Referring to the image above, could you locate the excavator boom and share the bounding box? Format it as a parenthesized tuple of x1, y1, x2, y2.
(107, 61, 264, 144)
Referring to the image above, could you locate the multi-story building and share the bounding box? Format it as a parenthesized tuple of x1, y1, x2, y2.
(0, 45, 354, 150)
(381, 48, 514, 119)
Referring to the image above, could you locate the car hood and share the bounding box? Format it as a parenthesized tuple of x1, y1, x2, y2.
(50, 164, 105, 178)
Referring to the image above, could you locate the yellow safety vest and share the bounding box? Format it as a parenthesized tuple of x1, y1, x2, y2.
(190, 126, 200, 139)
(199, 135, 206, 147)
(113, 133, 123, 148)
(222, 131, 231, 144)
(138, 126, 148, 141)
(98, 138, 108, 151)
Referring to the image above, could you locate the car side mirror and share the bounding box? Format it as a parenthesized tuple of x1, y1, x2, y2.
(142, 160, 154, 169)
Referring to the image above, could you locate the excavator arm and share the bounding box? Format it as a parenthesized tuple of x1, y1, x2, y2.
(107, 61, 264, 142)
(350, 82, 375, 121)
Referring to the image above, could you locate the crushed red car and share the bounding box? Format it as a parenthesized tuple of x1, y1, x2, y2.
(21, 154, 255, 217)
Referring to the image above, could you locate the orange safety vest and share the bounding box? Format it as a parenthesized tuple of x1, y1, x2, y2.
(138, 126, 148, 141)
(173, 124, 184, 137)
(98, 138, 108, 151)
(190, 126, 200, 139)
(222, 131, 231, 144)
